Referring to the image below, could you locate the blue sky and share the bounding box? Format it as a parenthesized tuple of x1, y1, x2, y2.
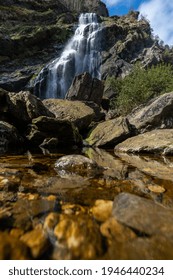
(102, 0, 173, 45)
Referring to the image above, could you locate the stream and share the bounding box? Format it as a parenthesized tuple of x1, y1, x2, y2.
(1, 148, 173, 259)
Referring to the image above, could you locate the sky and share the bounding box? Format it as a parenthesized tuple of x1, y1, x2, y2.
(102, 0, 173, 46)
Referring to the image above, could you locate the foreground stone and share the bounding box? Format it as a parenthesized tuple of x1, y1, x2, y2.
(115, 129, 173, 155)
(113, 193, 173, 237)
(0, 232, 29, 260)
(20, 227, 50, 259)
(104, 235, 173, 260)
(127, 92, 173, 133)
(54, 214, 103, 259)
(55, 155, 103, 177)
(66, 72, 104, 106)
(26, 116, 82, 147)
(86, 117, 134, 147)
(43, 99, 95, 131)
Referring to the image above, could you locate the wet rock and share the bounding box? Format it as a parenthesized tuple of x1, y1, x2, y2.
(84, 148, 129, 179)
(90, 200, 113, 222)
(10, 228, 24, 239)
(26, 116, 82, 147)
(100, 217, 136, 243)
(12, 199, 56, 231)
(0, 232, 29, 260)
(54, 214, 103, 259)
(66, 72, 104, 106)
(43, 213, 60, 233)
(127, 92, 173, 133)
(43, 99, 95, 131)
(115, 152, 173, 182)
(20, 227, 50, 259)
(105, 235, 173, 260)
(148, 185, 165, 193)
(0, 207, 12, 220)
(86, 117, 134, 147)
(114, 153, 173, 206)
(0, 121, 24, 154)
(113, 192, 173, 237)
(115, 129, 173, 155)
(55, 154, 103, 177)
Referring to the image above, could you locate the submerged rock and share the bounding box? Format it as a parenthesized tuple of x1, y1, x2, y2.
(20, 227, 50, 259)
(90, 200, 113, 222)
(0, 232, 29, 260)
(54, 214, 103, 259)
(55, 154, 103, 177)
(115, 129, 173, 155)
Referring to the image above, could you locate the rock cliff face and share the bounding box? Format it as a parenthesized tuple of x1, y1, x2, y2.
(60, 0, 108, 16)
(0, 2, 171, 93)
(101, 12, 164, 79)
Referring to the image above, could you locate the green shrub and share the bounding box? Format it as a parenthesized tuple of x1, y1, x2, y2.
(109, 63, 173, 115)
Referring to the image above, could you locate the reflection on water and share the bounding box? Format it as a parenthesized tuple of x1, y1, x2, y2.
(0, 149, 173, 259)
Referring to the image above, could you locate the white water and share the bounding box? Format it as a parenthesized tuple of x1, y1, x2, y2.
(35, 13, 102, 99)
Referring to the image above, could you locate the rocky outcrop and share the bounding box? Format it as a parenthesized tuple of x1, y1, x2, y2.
(85, 117, 135, 147)
(43, 99, 96, 131)
(114, 129, 173, 155)
(66, 72, 104, 106)
(60, 0, 108, 16)
(101, 12, 164, 80)
(127, 92, 173, 133)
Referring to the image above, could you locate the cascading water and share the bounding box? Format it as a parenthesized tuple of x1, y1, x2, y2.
(35, 13, 102, 99)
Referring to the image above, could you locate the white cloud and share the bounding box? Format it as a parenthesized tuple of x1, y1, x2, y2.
(103, 0, 122, 7)
(139, 0, 173, 45)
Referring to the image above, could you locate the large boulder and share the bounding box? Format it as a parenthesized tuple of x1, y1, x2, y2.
(26, 116, 82, 147)
(0, 90, 54, 131)
(127, 92, 173, 133)
(43, 99, 95, 131)
(0, 121, 24, 154)
(114, 129, 173, 155)
(85, 117, 134, 147)
(66, 72, 104, 106)
(113, 192, 173, 237)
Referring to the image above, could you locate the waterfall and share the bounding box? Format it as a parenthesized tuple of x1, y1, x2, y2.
(35, 13, 102, 99)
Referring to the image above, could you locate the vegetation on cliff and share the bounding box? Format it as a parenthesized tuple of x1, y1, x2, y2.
(107, 63, 173, 115)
